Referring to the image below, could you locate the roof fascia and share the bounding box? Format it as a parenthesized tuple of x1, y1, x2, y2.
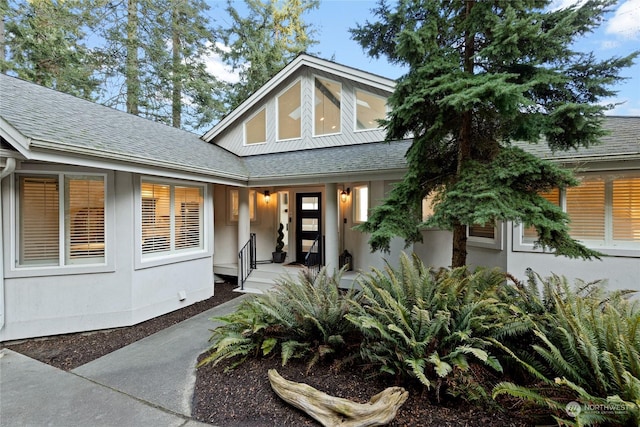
(202, 54, 396, 142)
(26, 140, 249, 186)
(0, 117, 32, 159)
(247, 168, 406, 187)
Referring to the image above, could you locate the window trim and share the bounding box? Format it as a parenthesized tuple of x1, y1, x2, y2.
(513, 171, 640, 258)
(276, 79, 302, 142)
(134, 176, 211, 270)
(353, 88, 387, 133)
(243, 107, 267, 146)
(313, 75, 342, 137)
(6, 169, 115, 278)
(467, 222, 503, 250)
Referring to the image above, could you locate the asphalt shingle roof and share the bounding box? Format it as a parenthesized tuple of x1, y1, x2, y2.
(0, 74, 248, 181)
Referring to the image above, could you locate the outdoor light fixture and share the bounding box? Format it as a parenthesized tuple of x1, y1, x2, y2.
(340, 187, 351, 203)
(264, 190, 271, 204)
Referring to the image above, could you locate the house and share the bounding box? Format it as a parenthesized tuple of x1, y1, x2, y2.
(1, 54, 638, 341)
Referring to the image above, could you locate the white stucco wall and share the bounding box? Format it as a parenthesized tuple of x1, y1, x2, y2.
(0, 169, 215, 341)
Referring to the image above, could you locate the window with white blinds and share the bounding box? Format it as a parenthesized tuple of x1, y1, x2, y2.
(468, 223, 495, 239)
(141, 180, 203, 256)
(523, 188, 560, 241)
(522, 173, 640, 248)
(18, 174, 106, 267)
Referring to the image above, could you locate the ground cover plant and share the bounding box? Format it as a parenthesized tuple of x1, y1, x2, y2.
(492, 273, 640, 426)
(199, 268, 361, 371)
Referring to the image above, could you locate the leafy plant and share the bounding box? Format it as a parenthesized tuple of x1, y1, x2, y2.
(345, 253, 510, 401)
(199, 267, 360, 371)
(492, 274, 640, 426)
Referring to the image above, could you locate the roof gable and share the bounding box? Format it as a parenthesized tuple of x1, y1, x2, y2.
(202, 54, 396, 143)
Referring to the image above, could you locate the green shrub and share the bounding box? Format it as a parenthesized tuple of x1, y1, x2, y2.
(492, 274, 640, 426)
(345, 253, 510, 401)
(199, 267, 361, 370)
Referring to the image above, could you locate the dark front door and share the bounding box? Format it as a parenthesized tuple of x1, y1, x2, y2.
(295, 192, 321, 264)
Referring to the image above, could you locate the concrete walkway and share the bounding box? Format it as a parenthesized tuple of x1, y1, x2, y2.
(0, 295, 249, 427)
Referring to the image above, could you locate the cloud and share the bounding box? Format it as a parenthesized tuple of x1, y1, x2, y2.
(606, 0, 640, 39)
(203, 42, 241, 84)
(548, 0, 587, 11)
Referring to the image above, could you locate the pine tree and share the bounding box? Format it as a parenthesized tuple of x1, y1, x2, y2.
(94, 0, 223, 131)
(1, 0, 99, 99)
(351, 0, 638, 267)
(216, 0, 319, 111)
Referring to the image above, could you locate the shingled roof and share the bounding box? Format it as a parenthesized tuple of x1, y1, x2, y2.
(1, 74, 639, 186)
(0, 74, 248, 182)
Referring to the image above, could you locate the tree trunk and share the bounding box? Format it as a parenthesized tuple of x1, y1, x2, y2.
(171, 5, 181, 128)
(268, 369, 408, 427)
(126, 0, 139, 115)
(452, 0, 475, 268)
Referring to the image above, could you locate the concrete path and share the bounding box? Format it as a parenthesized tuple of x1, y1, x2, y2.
(0, 295, 249, 427)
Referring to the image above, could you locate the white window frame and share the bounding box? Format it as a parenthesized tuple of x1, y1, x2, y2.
(7, 169, 114, 278)
(313, 75, 342, 137)
(467, 222, 503, 250)
(243, 107, 267, 146)
(135, 176, 210, 269)
(354, 89, 387, 132)
(353, 184, 369, 224)
(227, 188, 257, 224)
(276, 79, 302, 142)
(513, 171, 640, 257)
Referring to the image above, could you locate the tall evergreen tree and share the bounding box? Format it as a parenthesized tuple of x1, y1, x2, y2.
(95, 0, 222, 131)
(351, 0, 638, 267)
(1, 0, 99, 99)
(216, 0, 319, 110)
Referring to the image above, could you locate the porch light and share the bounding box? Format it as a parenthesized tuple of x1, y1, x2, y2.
(264, 190, 271, 204)
(340, 187, 350, 203)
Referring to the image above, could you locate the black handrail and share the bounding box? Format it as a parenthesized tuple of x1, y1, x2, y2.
(239, 233, 256, 290)
(304, 234, 322, 282)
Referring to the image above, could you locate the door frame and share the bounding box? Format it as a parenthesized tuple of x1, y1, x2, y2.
(295, 192, 322, 263)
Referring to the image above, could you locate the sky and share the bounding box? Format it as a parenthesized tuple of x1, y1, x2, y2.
(207, 0, 640, 117)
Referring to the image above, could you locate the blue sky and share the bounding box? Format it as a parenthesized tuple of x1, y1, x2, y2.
(208, 0, 640, 116)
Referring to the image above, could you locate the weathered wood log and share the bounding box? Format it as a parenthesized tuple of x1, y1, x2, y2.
(268, 369, 408, 427)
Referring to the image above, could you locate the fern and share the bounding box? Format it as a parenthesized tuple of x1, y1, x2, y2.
(346, 253, 511, 401)
(199, 267, 361, 370)
(492, 274, 640, 426)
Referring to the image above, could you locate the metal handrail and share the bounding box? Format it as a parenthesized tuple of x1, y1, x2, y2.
(239, 233, 256, 290)
(304, 234, 322, 282)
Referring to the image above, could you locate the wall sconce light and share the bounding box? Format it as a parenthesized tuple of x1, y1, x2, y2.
(264, 190, 271, 204)
(340, 187, 350, 203)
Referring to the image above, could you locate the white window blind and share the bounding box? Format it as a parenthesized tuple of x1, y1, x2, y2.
(354, 185, 369, 223)
(175, 186, 203, 250)
(523, 188, 560, 240)
(469, 223, 495, 239)
(66, 176, 105, 264)
(19, 176, 60, 266)
(141, 182, 171, 254)
(566, 178, 605, 240)
(612, 177, 640, 241)
(141, 180, 204, 256)
(244, 108, 266, 145)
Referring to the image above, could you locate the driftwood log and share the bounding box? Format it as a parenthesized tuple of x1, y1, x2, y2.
(268, 369, 408, 427)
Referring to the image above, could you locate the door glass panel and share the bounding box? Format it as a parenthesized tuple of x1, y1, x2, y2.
(302, 218, 318, 232)
(301, 197, 319, 210)
(301, 239, 318, 253)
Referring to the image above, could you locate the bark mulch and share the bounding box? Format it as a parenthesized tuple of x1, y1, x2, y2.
(3, 280, 541, 426)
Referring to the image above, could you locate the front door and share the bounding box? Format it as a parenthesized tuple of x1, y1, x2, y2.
(295, 192, 321, 263)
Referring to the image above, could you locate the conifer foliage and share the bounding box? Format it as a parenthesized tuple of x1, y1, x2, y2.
(350, 0, 638, 267)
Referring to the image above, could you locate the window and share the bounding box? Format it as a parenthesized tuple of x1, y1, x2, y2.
(468, 224, 495, 239)
(277, 80, 301, 141)
(353, 185, 369, 223)
(314, 77, 341, 136)
(141, 180, 203, 256)
(355, 89, 387, 131)
(523, 188, 560, 240)
(229, 189, 256, 222)
(520, 172, 640, 251)
(18, 174, 105, 267)
(244, 108, 266, 145)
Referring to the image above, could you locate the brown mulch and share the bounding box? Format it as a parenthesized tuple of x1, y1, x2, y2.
(2, 280, 541, 426)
